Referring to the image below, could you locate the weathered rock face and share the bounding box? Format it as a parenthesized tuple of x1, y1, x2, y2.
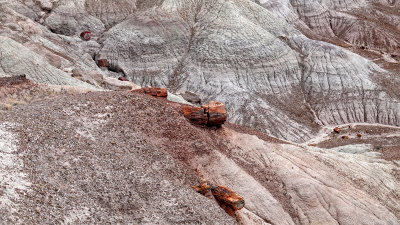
(180, 91, 202, 105)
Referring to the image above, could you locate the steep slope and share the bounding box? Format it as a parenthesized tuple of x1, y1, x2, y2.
(0, 92, 236, 224)
(0, 1, 105, 89)
(0, 91, 399, 224)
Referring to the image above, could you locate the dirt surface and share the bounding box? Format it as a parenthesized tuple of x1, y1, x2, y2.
(0, 91, 236, 224)
(225, 122, 289, 145)
(0, 77, 92, 112)
(316, 125, 400, 161)
(1, 90, 400, 224)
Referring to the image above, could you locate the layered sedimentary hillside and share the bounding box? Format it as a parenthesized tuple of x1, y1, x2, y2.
(1, 1, 400, 224)
(2, 0, 396, 141)
(0, 91, 399, 224)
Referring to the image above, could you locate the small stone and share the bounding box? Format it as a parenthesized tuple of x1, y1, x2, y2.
(97, 59, 109, 68)
(333, 127, 341, 134)
(118, 77, 129, 82)
(341, 136, 349, 139)
(80, 31, 92, 41)
(180, 91, 201, 104)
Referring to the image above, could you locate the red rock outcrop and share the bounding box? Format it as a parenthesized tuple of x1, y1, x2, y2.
(80, 31, 92, 41)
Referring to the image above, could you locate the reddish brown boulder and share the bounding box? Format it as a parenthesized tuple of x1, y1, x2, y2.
(202, 101, 227, 126)
(118, 77, 129, 82)
(333, 127, 341, 134)
(80, 31, 92, 41)
(182, 106, 208, 125)
(210, 185, 245, 211)
(97, 59, 109, 68)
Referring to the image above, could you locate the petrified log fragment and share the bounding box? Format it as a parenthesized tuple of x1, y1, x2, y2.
(192, 181, 210, 195)
(149, 88, 167, 97)
(97, 59, 109, 68)
(210, 185, 245, 211)
(80, 31, 92, 41)
(118, 76, 129, 81)
(333, 127, 341, 134)
(202, 101, 227, 126)
(182, 106, 208, 125)
(133, 87, 168, 98)
(192, 181, 245, 217)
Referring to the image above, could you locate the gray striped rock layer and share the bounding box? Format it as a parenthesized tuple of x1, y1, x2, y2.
(1, 0, 400, 142)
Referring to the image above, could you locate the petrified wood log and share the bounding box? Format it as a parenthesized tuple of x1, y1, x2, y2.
(182, 106, 208, 125)
(202, 101, 227, 126)
(118, 76, 129, 81)
(193, 181, 245, 216)
(210, 185, 245, 211)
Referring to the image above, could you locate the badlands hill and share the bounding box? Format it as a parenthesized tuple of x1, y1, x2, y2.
(0, 87, 399, 224)
(0, 0, 399, 142)
(0, 0, 400, 224)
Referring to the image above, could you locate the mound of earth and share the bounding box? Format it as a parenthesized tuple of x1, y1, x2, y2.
(0, 91, 399, 224)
